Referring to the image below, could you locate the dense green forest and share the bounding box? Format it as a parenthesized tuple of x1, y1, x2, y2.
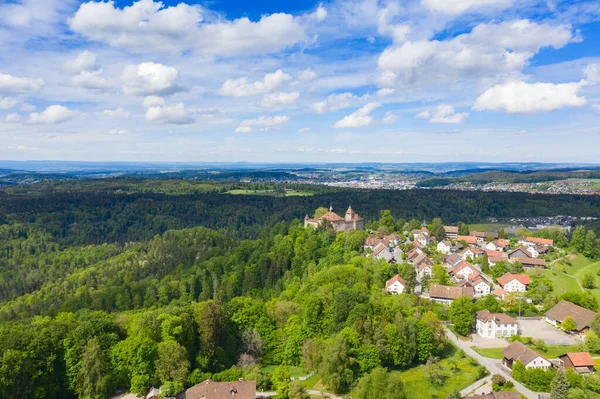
(417, 169, 600, 187)
(1, 179, 600, 399)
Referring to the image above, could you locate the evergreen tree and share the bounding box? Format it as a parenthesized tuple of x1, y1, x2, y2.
(75, 339, 110, 399)
(551, 370, 570, 399)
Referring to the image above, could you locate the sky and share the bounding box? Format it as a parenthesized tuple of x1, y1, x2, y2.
(0, 0, 599, 163)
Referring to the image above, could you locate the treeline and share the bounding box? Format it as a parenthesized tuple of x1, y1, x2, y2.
(417, 169, 600, 187)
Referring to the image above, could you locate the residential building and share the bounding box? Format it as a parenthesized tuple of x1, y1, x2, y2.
(416, 233, 429, 246)
(428, 284, 474, 305)
(519, 236, 554, 247)
(466, 275, 491, 297)
(444, 225, 458, 239)
(502, 341, 553, 370)
(392, 247, 403, 263)
(386, 274, 406, 294)
(475, 310, 518, 338)
(437, 240, 452, 254)
(364, 235, 383, 249)
(497, 273, 530, 293)
(558, 352, 595, 373)
(371, 242, 393, 262)
(486, 239, 510, 251)
(545, 300, 597, 338)
(384, 232, 401, 246)
(443, 253, 463, 269)
(183, 380, 256, 399)
(488, 256, 509, 266)
(452, 261, 479, 281)
(304, 205, 364, 233)
(411, 227, 429, 241)
(493, 287, 508, 301)
(519, 258, 547, 268)
(507, 247, 531, 260)
(417, 263, 433, 281)
(457, 235, 477, 246)
(485, 249, 504, 258)
(526, 246, 539, 258)
(461, 248, 475, 260)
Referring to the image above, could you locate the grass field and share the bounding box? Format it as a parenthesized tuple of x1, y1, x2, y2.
(468, 223, 510, 232)
(395, 345, 487, 399)
(225, 189, 313, 196)
(543, 254, 600, 301)
(473, 344, 582, 360)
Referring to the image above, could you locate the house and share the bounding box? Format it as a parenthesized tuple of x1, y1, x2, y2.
(535, 244, 549, 255)
(411, 227, 429, 241)
(476, 310, 518, 338)
(428, 284, 474, 305)
(545, 300, 597, 338)
(488, 256, 509, 267)
(371, 243, 393, 262)
(304, 205, 364, 233)
(492, 287, 508, 301)
(392, 247, 403, 262)
(386, 274, 406, 294)
(502, 341, 553, 370)
(497, 273, 530, 293)
(414, 255, 434, 269)
(461, 248, 475, 260)
(471, 248, 484, 258)
(364, 235, 383, 249)
(444, 225, 458, 239)
(384, 232, 401, 246)
(485, 249, 504, 258)
(416, 233, 429, 246)
(406, 247, 424, 262)
(507, 247, 531, 260)
(183, 380, 256, 399)
(466, 275, 491, 297)
(519, 258, 546, 268)
(487, 239, 510, 252)
(526, 246, 539, 258)
(417, 263, 433, 281)
(437, 240, 452, 254)
(465, 392, 521, 399)
(443, 253, 463, 269)
(525, 236, 554, 247)
(457, 235, 477, 246)
(452, 261, 479, 281)
(558, 352, 595, 374)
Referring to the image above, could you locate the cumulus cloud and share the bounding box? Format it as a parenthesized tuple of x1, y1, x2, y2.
(102, 108, 130, 119)
(311, 4, 327, 21)
(70, 0, 307, 56)
(416, 105, 469, 123)
(21, 103, 35, 112)
(235, 115, 289, 132)
(122, 62, 186, 96)
(382, 111, 398, 124)
(144, 98, 194, 125)
(0, 97, 17, 109)
(0, 72, 43, 93)
(377, 88, 395, 97)
(63, 50, 98, 74)
(4, 113, 21, 123)
(473, 80, 587, 113)
(28, 105, 78, 124)
(584, 64, 600, 83)
(220, 70, 291, 97)
(64, 51, 111, 90)
(259, 92, 300, 108)
(378, 8, 411, 43)
(298, 127, 311, 133)
(378, 19, 575, 88)
(311, 92, 362, 114)
(299, 68, 318, 81)
(334, 102, 379, 128)
(421, 0, 513, 15)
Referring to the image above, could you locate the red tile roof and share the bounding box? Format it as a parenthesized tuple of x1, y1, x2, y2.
(497, 273, 530, 287)
(563, 352, 595, 367)
(458, 235, 477, 245)
(526, 237, 554, 246)
(386, 274, 406, 289)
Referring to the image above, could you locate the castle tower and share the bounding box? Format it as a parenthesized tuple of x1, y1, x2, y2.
(345, 205, 355, 221)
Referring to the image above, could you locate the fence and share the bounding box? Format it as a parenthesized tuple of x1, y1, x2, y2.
(291, 371, 315, 381)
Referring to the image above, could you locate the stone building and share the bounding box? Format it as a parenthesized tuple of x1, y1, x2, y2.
(304, 205, 364, 233)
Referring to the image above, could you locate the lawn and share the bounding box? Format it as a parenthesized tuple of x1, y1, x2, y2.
(225, 189, 313, 197)
(547, 254, 600, 302)
(473, 344, 583, 360)
(263, 365, 308, 379)
(468, 223, 510, 233)
(394, 344, 487, 399)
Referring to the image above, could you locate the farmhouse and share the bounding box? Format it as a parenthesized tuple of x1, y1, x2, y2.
(304, 205, 364, 233)
(183, 380, 256, 399)
(558, 352, 595, 374)
(428, 284, 474, 305)
(519, 258, 547, 268)
(475, 310, 518, 338)
(507, 247, 531, 260)
(545, 300, 597, 338)
(497, 273, 530, 293)
(502, 341, 553, 370)
(444, 225, 458, 239)
(386, 274, 406, 294)
(457, 235, 477, 246)
(437, 240, 452, 254)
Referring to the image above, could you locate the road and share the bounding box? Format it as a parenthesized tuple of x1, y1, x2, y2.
(257, 390, 343, 399)
(445, 327, 544, 399)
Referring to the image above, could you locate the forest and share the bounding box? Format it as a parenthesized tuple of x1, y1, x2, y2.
(1, 179, 600, 399)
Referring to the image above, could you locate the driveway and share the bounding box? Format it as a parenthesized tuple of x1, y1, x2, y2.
(470, 333, 510, 348)
(518, 319, 580, 345)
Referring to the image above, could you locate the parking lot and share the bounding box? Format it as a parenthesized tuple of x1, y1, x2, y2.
(517, 319, 580, 346)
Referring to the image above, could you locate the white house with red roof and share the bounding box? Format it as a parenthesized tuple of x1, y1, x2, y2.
(386, 274, 406, 294)
(461, 248, 475, 260)
(437, 240, 452, 254)
(497, 273, 530, 293)
(452, 261, 479, 281)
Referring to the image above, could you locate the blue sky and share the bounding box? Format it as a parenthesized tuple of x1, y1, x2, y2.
(0, 0, 599, 163)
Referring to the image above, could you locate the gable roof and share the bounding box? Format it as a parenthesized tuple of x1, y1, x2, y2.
(526, 237, 554, 246)
(457, 235, 477, 245)
(502, 341, 547, 366)
(444, 226, 458, 234)
(184, 380, 256, 399)
(444, 253, 463, 266)
(497, 273, 530, 287)
(508, 247, 532, 258)
(561, 352, 595, 367)
(365, 235, 383, 247)
(429, 284, 474, 300)
(476, 310, 517, 325)
(372, 243, 390, 257)
(493, 287, 507, 298)
(519, 258, 547, 267)
(386, 274, 406, 289)
(439, 240, 451, 246)
(453, 261, 478, 276)
(545, 300, 597, 331)
(320, 211, 345, 222)
(485, 249, 504, 258)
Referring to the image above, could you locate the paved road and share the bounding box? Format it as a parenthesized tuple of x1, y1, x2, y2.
(445, 327, 543, 399)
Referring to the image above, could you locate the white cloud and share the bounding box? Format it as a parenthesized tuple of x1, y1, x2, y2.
(584, 64, 600, 83)
(382, 111, 398, 124)
(298, 127, 311, 133)
(421, 0, 513, 15)
(71, 70, 112, 90)
(64, 51, 111, 89)
(4, 113, 21, 123)
(377, 88, 395, 97)
(416, 105, 469, 123)
(70, 0, 306, 56)
(259, 92, 300, 108)
(28, 105, 78, 124)
(312, 4, 327, 21)
(220, 70, 291, 97)
(109, 128, 128, 135)
(473, 80, 587, 113)
(311, 92, 361, 114)
(102, 108, 130, 119)
(0, 97, 17, 109)
(144, 100, 194, 125)
(235, 115, 289, 132)
(0, 72, 43, 93)
(20, 103, 35, 112)
(377, 8, 411, 43)
(378, 20, 575, 88)
(299, 68, 318, 81)
(122, 62, 186, 97)
(334, 102, 379, 128)
(63, 50, 97, 74)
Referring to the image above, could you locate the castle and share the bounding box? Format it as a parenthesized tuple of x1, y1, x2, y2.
(304, 205, 364, 233)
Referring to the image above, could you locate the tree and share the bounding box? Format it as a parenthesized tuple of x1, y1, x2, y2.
(582, 273, 596, 289)
(379, 210, 396, 232)
(314, 207, 329, 218)
(498, 228, 508, 239)
(567, 388, 588, 399)
(288, 382, 310, 399)
(447, 390, 461, 399)
(432, 265, 450, 285)
(319, 336, 355, 394)
(415, 321, 435, 362)
(271, 366, 291, 399)
(457, 222, 469, 236)
(449, 296, 474, 336)
(156, 340, 190, 385)
(75, 339, 110, 399)
(354, 368, 406, 399)
(562, 316, 577, 332)
(512, 360, 525, 382)
(551, 370, 570, 399)
(570, 226, 586, 253)
(428, 218, 445, 240)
